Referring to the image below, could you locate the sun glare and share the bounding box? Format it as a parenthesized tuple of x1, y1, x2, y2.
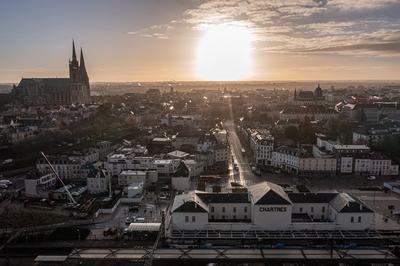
(196, 23, 253, 81)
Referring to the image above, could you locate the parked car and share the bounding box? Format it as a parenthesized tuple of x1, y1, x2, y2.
(0, 180, 12, 185)
(367, 176, 376, 180)
(134, 217, 145, 223)
(0, 184, 8, 189)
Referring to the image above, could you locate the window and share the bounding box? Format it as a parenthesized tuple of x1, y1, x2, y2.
(321, 215, 325, 219)
(211, 206, 215, 213)
(299, 207, 303, 213)
(351, 216, 354, 223)
(244, 206, 248, 212)
(222, 207, 226, 213)
(233, 207, 237, 213)
(192, 216, 196, 222)
(233, 215, 236, 219)
(311, 207, 314, 213)
(211, 215, 214, 220)
(358, 216, 361, 223)
(322, 206, 325, 213)
(222, 215, 225, 219)
(185, 216, 189, 223)
(244, 215, 247, 219)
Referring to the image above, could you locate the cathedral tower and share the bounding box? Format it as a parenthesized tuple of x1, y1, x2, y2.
(69, 40, 80, 82)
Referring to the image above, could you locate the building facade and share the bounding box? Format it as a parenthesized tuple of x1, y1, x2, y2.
(170, 181, 374, 232)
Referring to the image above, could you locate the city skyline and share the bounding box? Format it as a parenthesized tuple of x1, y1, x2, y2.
(0, 0, 400, 82)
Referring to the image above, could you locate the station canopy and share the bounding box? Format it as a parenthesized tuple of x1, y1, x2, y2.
(127, 223, 161, 232)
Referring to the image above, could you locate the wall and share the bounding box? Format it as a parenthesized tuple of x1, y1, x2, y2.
(292, 203, 330, 220)
(171, 212, 209, 230)
(335, 212, 374, 230)
(252, 204, 292, 230)
(209, 203, 251, 220)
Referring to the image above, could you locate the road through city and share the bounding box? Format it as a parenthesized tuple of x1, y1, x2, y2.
(224, 120, 257, 187)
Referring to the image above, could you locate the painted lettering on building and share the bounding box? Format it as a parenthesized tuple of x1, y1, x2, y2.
(259, 207, 287, 212)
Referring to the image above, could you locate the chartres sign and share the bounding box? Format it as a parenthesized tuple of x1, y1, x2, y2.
(259, 207, 287, 212)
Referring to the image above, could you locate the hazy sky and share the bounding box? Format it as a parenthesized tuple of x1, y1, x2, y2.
(0, 0, 400, 82)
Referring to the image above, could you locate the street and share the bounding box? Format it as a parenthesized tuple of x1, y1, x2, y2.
(224, 120, 257, 186)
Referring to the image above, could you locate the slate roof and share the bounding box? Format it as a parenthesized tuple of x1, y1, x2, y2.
(329, 193, 373, 213)
(171, 192, 208, 213)
(196, 192, 250, 204)
(248, 182, 292, 205)
(288, 193, 337, 203)
(18, 78, 71, 89)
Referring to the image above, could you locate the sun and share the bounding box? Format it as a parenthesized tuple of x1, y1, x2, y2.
(196, 23, 253, 81)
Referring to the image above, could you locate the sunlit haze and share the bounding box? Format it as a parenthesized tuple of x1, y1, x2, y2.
(0, 0, 400, 82)
(196, 23, 253, 81)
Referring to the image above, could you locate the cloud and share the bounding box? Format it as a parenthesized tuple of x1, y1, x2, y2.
(182, 0, 400, 56)
(303, 42, 400, 55)
(328, 0, 399, 10)
(127, 23, 176, 39)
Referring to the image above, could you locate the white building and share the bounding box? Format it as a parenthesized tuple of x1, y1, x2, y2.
(104, 153, 154, 176)
(213, 144, 229, 165)
(171, 163, 191, 192)
(272, 146, 336, 174)
(249, 130, 274, 166)
(154, 159, 181, 175)
(169, 181, 374, 232)
(25, 172, 57, 198)
(118, 170, 147, 187)
(183, 159, 206, 177)
(104, 153, 129, 176)
(271, 146, 299, 172)
(354, 154, 399, 176)
(87, 168, 110, 194)
(36, 156, 83, 180)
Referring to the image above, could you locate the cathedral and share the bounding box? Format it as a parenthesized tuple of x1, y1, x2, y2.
(292, 84, 325, 105)
(12, 41, 90, 106)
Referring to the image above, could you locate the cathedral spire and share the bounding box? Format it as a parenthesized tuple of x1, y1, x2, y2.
(80, 48, 86, 72)
(72, 40, 77, 62)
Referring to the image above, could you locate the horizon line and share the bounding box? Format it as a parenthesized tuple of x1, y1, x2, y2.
(2, 79, 400, 84)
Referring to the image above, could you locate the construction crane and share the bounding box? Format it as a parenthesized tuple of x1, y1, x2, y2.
(144, 211, 165, 266)
(40, 152, 77, 205)
(100, 169, 112, 199)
